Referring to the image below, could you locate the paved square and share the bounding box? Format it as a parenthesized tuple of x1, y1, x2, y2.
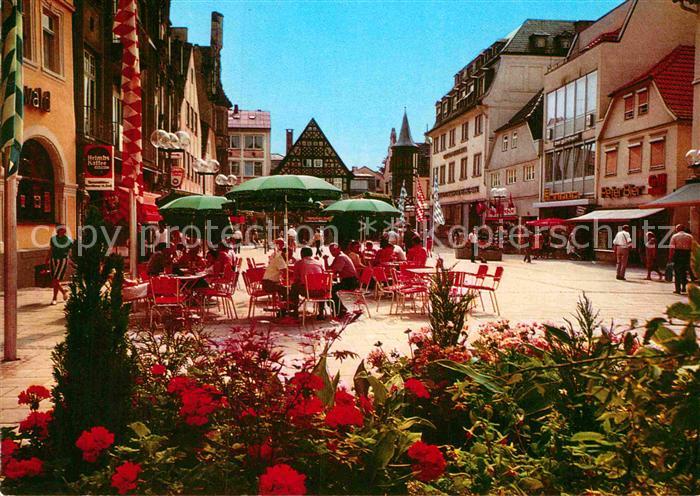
(1, 246, 684, 425)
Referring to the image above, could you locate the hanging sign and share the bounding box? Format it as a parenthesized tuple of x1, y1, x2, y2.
(84, 144, 115, 190)
(171, 166, 185, 188)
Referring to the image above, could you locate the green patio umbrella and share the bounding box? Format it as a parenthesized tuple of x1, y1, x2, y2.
(159, 195, 232, 246)
(226, 175, 343, 204)
(323, 198, 400, 243)
(226, 174, 342, 248)
(323, 198, 400, 215)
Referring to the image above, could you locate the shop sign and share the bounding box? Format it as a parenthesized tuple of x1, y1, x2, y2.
(23, 86, 51, 112)
(601, 184, 645, 199)
(171, 166, 185, 188)
(648, 173, 667, 196)
(444, 146, 468, 159)
(487, 205, 516, 217)
(84, 144, 114, 191)
(542, 189, 581, 201)
(442, 186, 480, 198)
(305, 216, 332, 223)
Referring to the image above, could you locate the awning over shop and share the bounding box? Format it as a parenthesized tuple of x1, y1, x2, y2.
(485, 215, 518, 222)
(569, 208, 665, 223)
(640, 182, 700, 209)
(141, 204, 163, 223)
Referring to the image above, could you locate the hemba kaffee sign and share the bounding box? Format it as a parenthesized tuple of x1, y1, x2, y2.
(84, 145, 115, 190)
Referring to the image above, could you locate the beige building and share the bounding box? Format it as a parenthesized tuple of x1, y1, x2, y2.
(227, 107, 272, 183)
(427, 20, 577, 234)
(486, 91, 544, 227)
(1, 0, 78, 287)
(538, 0, 696, 220)
(581, 45, 693, 260)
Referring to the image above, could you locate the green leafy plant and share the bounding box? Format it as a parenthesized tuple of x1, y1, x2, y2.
(428, 269, 475, 347)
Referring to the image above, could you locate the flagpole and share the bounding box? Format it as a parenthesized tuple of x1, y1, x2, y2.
(3, 152, 18, 361)
(129, 189, 137, 278)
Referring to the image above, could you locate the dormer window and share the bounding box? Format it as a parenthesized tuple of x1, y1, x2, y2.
(530, 34, 547, 49)
(555, 34, 572, 50)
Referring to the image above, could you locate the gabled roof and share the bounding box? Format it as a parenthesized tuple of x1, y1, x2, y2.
(501, 19, 578, 55)
(496, 90, 544, 133)
(569, 0, 633, 57)
(273, 119, 352, 179)
(228, 109, 271, 129)
(609, 45, 694, 120)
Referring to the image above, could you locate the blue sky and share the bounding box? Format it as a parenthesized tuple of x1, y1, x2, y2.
(171, 0, 620, 170)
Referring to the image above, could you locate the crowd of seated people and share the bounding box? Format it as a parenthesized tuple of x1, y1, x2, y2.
(145, 231, 237, 278)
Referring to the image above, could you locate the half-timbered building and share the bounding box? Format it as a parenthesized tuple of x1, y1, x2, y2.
(273, 119, 353, 193)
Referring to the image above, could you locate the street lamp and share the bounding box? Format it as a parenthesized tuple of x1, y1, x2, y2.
(193, 158, 221, 194)
(149, 129, 192, 193)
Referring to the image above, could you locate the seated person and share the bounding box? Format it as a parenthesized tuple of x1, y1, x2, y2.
(375, 238, 396, 265)
(362, 241, 377, 261)
(289, 247, 325, 317)
(393, 243, 407, 262)
(211, 242, 234, 275)
(262, 239, 288, 296)
(323, 243, 359, 318)
(406, 238, 428, 267)
(147, 243, 170, 275)
(346, 240, 366, 271)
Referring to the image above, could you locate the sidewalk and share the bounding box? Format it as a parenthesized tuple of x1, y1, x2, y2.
(1, 248, 685, 426)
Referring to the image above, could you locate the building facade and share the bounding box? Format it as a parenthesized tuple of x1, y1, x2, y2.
(486, 91, 544, 228)
(538, 0, 696, 219)
(1, 0, 77, 287)
(349, 166, 383, 196)
(428, 19, 578, 235)
(273, 119, 353, 192)
(226, 107, 272, 184)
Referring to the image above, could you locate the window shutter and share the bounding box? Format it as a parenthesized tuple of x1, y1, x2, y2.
(650, 140, 665, 168)
(628, 144, 642, 172)
(624, 95, 634, 120)
(605, 149, 618, 176)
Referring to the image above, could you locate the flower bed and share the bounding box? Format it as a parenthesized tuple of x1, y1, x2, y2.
(2, 245, 699, 495)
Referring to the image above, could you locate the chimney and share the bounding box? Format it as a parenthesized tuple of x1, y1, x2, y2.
(233, 104, 239, 114)
(211, 12, 224, 51)
(286, 129, 294, 153)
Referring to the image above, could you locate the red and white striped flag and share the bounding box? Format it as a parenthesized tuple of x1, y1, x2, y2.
(113, 0, 143, 221)
(415, 179, 427, 222)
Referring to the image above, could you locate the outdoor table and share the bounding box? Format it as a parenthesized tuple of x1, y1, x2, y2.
(404, 267, 438, 276)
(174, 273, 209, 306)
(122, 282, 149, 302)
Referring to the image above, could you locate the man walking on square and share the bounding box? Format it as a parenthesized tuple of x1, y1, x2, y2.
(613, 225, 633, 280)
(468, 228, 478, 263)
(669, 224, 694, 294)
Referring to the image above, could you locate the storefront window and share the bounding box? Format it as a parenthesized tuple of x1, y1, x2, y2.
(546, 71, 597, 140)
(17, 140, 55, 223)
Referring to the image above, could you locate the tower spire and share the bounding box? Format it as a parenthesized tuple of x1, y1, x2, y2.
(393, 109, 418, 148)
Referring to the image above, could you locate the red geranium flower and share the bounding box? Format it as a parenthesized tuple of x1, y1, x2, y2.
(1, 438, 18, 462)
(150, 364, 167, 376)
(288, 396, 323, 420)
(325, 404, 364, 428)
(290, 372, 324, 392)
(111, 461, 142, 495)
(2, 457, 43, 479)
(247, 439, 273, 462)
(333, 389, 355, 406)
(404, 378, 430, 399)
(358, 395, 374, 414)
(18, 410, 52, 439)
(258, 463, 307, 495)
(407, 441, 446, 482)
(166, 376, 198, 394)
(17, 386, 51, 409)
(179, 385, 223, 426)
(75, 426, 115, 463)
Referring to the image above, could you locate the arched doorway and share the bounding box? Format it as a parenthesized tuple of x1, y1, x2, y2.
(17, 139, 56, 223)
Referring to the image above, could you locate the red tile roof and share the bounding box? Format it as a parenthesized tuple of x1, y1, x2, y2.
(610, 45, 694, 120)
(228, 109, 271, 129)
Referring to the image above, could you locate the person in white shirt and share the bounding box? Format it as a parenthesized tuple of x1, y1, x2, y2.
(153, 221, 169, 250)
(287, 225, 298, 253)
(468, 228, 478, 263)
(385, 229, 399, 245)
(612, 225, 633, 280)
(232, 227, 243, 254)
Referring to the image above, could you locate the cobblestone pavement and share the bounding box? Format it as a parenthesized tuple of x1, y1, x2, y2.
(1, 246, 685, 426)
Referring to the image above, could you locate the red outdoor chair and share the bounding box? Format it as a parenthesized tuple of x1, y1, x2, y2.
(149, 276, 185, 326)
(337, 266, 373, 318)
(242, 267, 276, 319)
(469, 266, 504, 315)
(391, 268, 429, 315)
(200, 268, 238, 321)
(372, 266, 402, 314)
(300, 272, 335, 326)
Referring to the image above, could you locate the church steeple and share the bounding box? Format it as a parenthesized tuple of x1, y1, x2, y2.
(393, 110, 418, 148)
